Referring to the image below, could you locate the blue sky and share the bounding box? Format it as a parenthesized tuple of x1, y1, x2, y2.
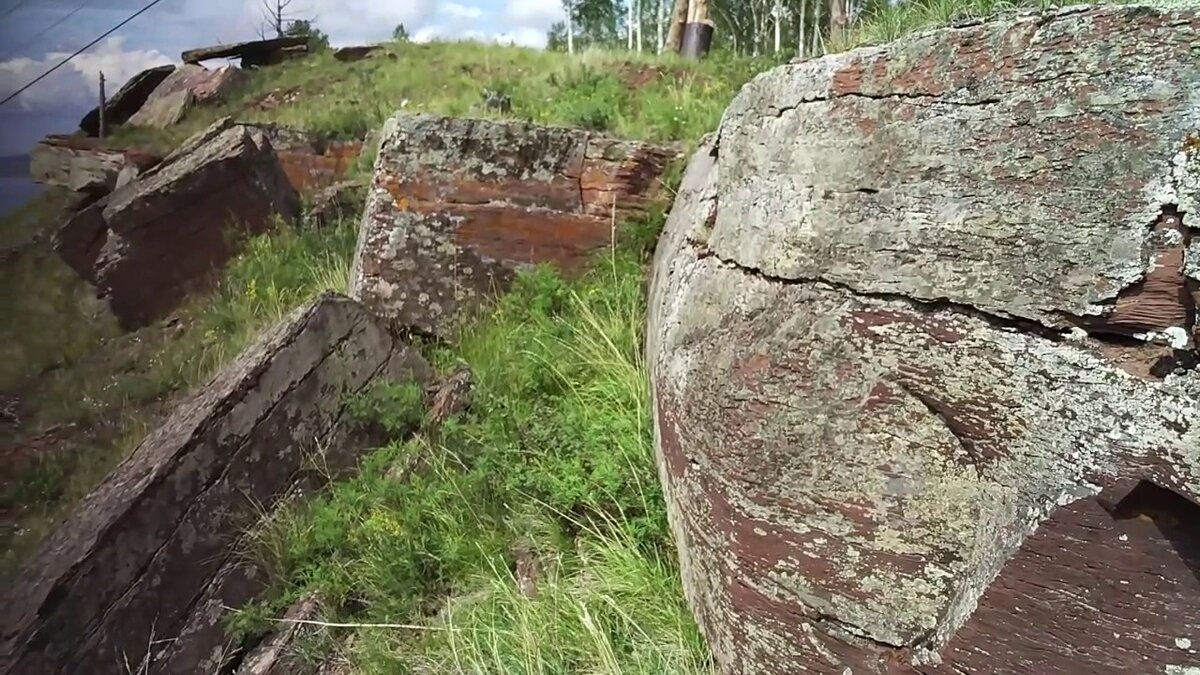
(0, 0, 565, 154)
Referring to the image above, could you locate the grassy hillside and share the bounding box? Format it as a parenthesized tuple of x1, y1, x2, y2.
(0, 38, 770, 602)
(1, 0, 1151, 669)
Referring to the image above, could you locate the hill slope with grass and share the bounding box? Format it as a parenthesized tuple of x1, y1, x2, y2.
(2, 1, 1177, 671)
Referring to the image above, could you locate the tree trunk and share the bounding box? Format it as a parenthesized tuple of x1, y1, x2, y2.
(773, 0, 782, 53)
(628, 0, 635, 49)
(665, 0, 689, 52)
(657, 0, 666, 52)
(567, 0, 575, 53)
(636, 0, 643, 52)
(797, 0, 807, 58)
(810, 0, 821, 55)
(829, 0, 847, 36)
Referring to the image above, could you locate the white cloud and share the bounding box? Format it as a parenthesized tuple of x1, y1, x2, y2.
(0, 36, 173, 112)
(503, 0, 563, 26)
(443, 2, 484, 20)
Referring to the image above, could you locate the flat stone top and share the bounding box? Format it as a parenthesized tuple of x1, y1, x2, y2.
(181, 36, 307, 64)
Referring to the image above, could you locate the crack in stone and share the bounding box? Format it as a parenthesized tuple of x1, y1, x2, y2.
(762, 93, 1002, 119)
(893, 380, 986, 479)
(696, 241, 1072, 343)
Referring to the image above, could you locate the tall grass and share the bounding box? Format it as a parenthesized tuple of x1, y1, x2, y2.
(231, 237, 710, 673)
(108, 40, 771, 153)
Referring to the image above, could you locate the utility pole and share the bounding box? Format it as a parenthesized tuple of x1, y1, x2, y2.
(97, 71, 106, 139)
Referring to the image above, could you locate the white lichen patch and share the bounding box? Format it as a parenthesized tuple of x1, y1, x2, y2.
(1177, 637, 1193, 650)
(1133, 327, 1192, 350)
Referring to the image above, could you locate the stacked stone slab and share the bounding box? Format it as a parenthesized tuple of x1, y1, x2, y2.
(647, 5, 1199, 675)
(350, 113, 681, 336)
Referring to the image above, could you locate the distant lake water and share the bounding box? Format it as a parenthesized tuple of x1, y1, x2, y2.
(0, 178, 43, 217)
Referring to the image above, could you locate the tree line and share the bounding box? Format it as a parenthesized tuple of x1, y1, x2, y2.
(546, 0, 1057, 58)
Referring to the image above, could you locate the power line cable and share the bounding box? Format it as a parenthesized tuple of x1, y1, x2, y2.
(0, 0, 168, 107)
(0, 0, 35, 22)
(1, 0, 96, 60)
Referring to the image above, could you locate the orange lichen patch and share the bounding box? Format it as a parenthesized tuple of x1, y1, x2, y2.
(274, 141, 363, 192)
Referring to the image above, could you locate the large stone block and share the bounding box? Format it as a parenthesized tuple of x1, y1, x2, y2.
(350, 113, 680, 336)
(647, 5, 1200, 675)
(0, 293, 432, 675)
(55, 120, 301, 329)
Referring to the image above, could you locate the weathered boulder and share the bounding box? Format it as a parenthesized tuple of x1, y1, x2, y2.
(0, 293, 432, 675)
(29, 135, 161, 194)
(125, 64, 243, 128)
(333, 45, 380, 62)
(153, 63, 244, 104)
(60, 121, 300, 329)
(350, 113, 680, 336)
(79, 64, 175, 136)
(126, 88, 194, 128)
(647, 5, 1199, 675)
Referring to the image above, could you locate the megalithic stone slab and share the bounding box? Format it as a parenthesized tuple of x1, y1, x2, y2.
(349, 113, 680, 337)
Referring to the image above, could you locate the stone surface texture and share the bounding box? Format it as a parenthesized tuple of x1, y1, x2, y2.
(350, 113, 680, 336)
(57, 120, 300, 329)
(0, 293, 432, 675)
(126, 64, 243, 128)
(79, 65, 175, 136)
(647, 5, 1200, 675)
(126, 88, 195, 128)
(29, 135, 161, 194)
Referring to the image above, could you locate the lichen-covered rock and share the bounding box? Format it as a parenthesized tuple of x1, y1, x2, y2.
(647, 5, 1200, 675)
(67, 122, 300, 329)
(350, 113, 680, 336)
(0, 293, 432, 675)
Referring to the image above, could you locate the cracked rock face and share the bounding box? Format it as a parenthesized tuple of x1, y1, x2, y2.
(647, 6, 1200, 674)
(349, 112, 679, 337)
(0, 293, 432, 675)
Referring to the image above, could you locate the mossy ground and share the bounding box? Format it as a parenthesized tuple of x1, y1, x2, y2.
(0, 0, 1144, 668)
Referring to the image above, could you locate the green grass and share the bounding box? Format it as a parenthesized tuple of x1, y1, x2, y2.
(831, 0, 1174, 51)
(0, 216, 358, 578)
(231, 228, 709, 673)
(107, 41, 773, 153)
